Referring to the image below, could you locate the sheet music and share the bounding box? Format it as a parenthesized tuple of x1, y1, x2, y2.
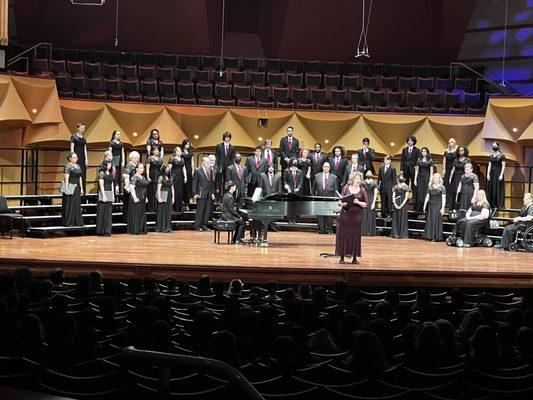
(251, 187, 262, 202)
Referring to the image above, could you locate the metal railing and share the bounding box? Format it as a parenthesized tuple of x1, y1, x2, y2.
(449, 62, 517, 95)
(6, 42, 53, 73)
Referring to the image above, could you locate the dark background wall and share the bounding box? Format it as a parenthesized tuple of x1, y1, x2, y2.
(13, 0, 477, 64)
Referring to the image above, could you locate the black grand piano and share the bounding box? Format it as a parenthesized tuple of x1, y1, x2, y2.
(239, 193, 341, 246)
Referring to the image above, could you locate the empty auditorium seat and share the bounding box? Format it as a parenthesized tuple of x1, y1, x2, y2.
(159, 53, 177, 67)
(273, 86, 290, 103)
(324, 74, 340, 88)
(305, 73, 322, 88)
(276, 102, 293, 109)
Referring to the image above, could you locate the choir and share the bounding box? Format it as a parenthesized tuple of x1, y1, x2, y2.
(60, 123, 520, 256)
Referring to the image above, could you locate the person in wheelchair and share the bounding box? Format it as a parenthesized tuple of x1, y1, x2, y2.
(220, 180, 246, 245)
(450, 190, 491, 248)
(498, 193, 533, 251)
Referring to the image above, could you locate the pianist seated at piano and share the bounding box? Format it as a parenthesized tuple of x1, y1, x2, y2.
(283, 158, 303, 194)
(220, 181, 246, 245)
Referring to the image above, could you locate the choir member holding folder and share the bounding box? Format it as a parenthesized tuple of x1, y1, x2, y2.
(61, 152, 84, 227)
(156, 164, 174, 233)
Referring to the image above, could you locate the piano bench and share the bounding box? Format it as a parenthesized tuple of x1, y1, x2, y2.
(213, 220, 236, 244)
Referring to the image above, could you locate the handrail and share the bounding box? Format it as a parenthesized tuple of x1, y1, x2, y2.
(449, 62, 516, 95)
(121, 347, 264, 400)
(7, 42, 53, 67)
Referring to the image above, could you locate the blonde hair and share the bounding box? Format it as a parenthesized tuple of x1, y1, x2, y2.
(448, 138, 457, 149)
(476, 189, 488, 205)
(464, 162, 473, 170)
(129, 151, 140, 161)
(524, 193, 532, 203)
(348, 171, 364, 185)
(431, 173, 443, 186)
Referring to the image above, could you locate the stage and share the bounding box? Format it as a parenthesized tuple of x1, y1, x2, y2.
(0, 231, 532, 287)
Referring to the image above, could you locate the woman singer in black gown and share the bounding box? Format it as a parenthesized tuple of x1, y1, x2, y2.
(298, 148, 312, 196)
(108, 130, 125, 195)
(156, 164, 175, 233)
(442, 138, 457, 208)
(486, 141, 507, 209)
(423, 173, 446, 241)
(414, 147, 434, 213)
(456, 162, 479, 211)
(391, 173, 410, 239)
(168, 146, 187, 212)
(70, 123, 88, 192)
(146, 129, 164, 159)
(96, 161, 114, 236)
(335, 171, 368, 265)
(127, 163, 148, 235)
(61, 152, 84, 227)
(362, 170, 377, 236)
(448, 146, 470, 209)
(146, 148, 163, 212)
(182, 139, 194, 205)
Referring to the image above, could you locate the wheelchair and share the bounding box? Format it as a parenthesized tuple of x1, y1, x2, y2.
(507, 224, 533, 252)
(446, 208, 496, 248)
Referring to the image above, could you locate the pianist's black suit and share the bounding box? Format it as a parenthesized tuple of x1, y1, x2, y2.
(220, 191, 245, 243)
(314, 172, 339, 233)
(378, 164, 397, 218)
(226, 163, 249, 207)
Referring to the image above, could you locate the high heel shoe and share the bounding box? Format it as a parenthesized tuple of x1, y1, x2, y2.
(339, 257, 345, 264)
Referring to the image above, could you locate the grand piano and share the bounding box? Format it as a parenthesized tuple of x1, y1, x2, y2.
(239, 192, 341, 246)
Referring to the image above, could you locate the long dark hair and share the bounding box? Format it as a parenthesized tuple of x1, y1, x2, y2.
(99, 162, 112, 174)
(110, 130, 120, 141)
(160, 164, 171, 179)
(420, 147, 432, 161)
(182, 138, 193, 152)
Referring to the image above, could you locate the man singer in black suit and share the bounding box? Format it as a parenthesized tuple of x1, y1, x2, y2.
(378, 155, 397, 218)
(263, 139, 278, 173)
(279, 126, 300, 177)
(400, 135, 420, 204)
(192, 157, 216, 231)
(356, 137, 376, 174)
(226, 153, 248, 207)
(220, 181, 246, 245)
(214, 132, 234, 199)
(245, 146, 268, 196)
(313, 161, 339, 234)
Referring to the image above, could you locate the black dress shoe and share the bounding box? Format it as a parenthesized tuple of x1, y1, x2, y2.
(352, 258, 360, 264)
(317, 231, 325, 234)
(194, 227, 203, 232)
(339, 257, 345, 264)
(202, 226, 211, 231)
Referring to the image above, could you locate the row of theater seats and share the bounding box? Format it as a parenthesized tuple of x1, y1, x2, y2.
(10, 46, 492, 112)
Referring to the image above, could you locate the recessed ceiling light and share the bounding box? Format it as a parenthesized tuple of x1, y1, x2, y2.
(193, 134, 199, 140)
(258, 136, 263, 141)
(31, 108, 38, 114)
(132, 132, 138, 137)
(390, 142, 395, 146)
(512, 127, 518, 133)
(324, 139, 330, 144)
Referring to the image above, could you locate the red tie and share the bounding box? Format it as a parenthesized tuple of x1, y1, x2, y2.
(269, 174, 273, 186)
(336, 158, 340, 169)
(352, 166, 356, 173)
(364, 149, 368, 158)
(255, 157, 260, 168)
(408, 147, 412, 156)
(288, 138, 292, 150)
(237, 165, 242, 179)
(324, 174, 328, 189)
(315, 153, 318, 162)
(266, 151, 271, 163)
(292, 170, 296, 182)
(225, 145, 228, 156)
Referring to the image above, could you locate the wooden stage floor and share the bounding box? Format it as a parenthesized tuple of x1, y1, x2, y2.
(0, 231, 532, 287)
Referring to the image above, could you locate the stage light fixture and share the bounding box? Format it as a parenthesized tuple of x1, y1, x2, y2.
(512, 127, 518, 132)
(258, 118, 268, 127)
